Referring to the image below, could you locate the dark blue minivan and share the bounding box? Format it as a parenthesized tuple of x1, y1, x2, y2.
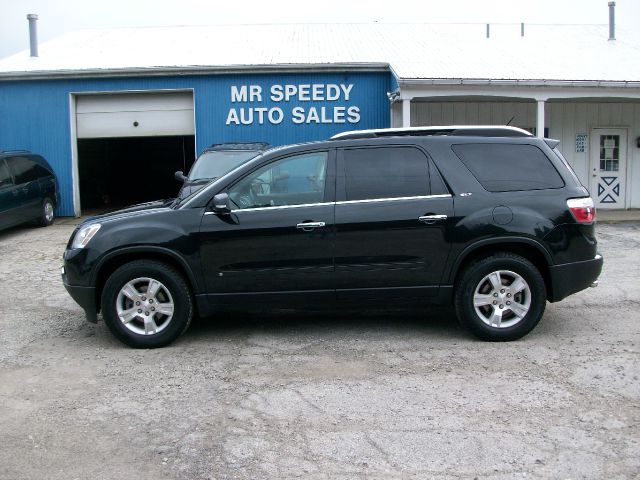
(0, 151, 57, 232)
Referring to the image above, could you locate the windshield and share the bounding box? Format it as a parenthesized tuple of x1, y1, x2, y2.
(188, 150, 261, 181)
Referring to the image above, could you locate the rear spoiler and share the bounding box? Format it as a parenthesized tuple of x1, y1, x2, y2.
(544, 138, 560, 149)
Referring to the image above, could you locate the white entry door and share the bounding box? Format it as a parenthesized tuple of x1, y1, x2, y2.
(590, 128, 627, 209)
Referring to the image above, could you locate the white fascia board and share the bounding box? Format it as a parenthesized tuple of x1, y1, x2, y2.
(399, 78, 640, 88)
(398, 81, 640, 101)
(0, 62, 391, 81)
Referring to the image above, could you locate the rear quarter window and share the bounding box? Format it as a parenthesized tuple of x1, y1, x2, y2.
(451, 143, 565, 192)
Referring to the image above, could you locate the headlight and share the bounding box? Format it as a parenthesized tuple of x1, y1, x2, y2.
(71, 223, 101, 249)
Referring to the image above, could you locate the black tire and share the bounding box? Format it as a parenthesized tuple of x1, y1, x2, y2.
(101, 260, 193, 348)
(454, 252, 546, 341)
(39, 197, 55, 227)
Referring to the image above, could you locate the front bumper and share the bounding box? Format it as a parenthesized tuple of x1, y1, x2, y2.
(548, 253, 603, 302)
(61, 266, 98, 323)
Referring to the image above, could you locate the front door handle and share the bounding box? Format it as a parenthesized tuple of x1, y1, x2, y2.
(296, 221, 326, 231)
(418, 214, 448, 224)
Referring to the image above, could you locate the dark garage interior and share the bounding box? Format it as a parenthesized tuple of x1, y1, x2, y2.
(78, 135, 196, 212)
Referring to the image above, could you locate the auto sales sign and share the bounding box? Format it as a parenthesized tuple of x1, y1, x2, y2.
(225, 83, 361, 126)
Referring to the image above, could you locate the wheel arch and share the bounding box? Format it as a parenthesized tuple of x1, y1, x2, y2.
(93, 247, 200, 313)
(448, 238, 553, 297)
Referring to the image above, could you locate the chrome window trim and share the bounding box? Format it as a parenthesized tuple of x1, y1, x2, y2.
(213, 194, 452, 214)
(228, 202, 334, 213)
(336, 194, 452, 205)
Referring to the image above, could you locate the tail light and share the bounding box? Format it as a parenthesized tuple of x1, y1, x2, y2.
(567, 197, 596, 223)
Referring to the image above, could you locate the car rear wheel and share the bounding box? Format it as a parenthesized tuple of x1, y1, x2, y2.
(39, 197, 55, 226)
(101, 260, 193, 348)
(454, 253, 546, 341)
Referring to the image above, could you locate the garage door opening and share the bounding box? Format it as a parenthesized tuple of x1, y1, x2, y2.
(74, 91, 196, 214)
(78, 136, 195, 211)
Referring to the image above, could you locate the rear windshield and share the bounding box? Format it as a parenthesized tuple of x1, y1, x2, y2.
(188, 150, 261, 181)
(451, 143, 564, 192)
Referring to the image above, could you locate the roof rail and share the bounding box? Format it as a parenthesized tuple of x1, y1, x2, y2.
(0, 149, 31, 154)
(331, 126, 533, 140)
(205, 142, 270, 150)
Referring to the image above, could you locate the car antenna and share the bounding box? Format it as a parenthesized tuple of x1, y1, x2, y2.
(506, 115, 516, 126)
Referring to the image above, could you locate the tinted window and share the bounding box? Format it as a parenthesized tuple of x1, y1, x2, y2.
(9, 156, 39, 185)
(343, 147, 430, 201)
(0, 160, 12, 187)
(31, 163, 52, 180)
(229, 152, 327, 209)
(452, 143, 564, 192)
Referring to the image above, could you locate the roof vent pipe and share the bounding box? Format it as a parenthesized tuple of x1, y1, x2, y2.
(608, 1, 615, 40)
(27, 14, 38, 57)
(486, 24, 490, 38)
(521, 22, 525, 37)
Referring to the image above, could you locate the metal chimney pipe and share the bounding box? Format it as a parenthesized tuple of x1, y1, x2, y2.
(608, 2, 615, 40)
(521, 22, 525, 37)
(27, 14, 38, 57)
(486, 24, 490, 38)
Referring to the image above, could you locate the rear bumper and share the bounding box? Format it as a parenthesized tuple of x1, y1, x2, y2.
(62, 267, 98, 323)
(548, 253, 603, 302)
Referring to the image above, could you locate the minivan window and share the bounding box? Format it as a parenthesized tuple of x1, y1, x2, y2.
(9, 156, 38, 185)
(0, 160, 12, 187)
(229, 152, 328, 209)
(452, 143, 565, 192)
(343, 146, 430, 201)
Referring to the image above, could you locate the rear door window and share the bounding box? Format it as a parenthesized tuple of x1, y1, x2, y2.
(8, 156, 39, 185)
(451, 143, 564, 192)
(342, 146, 430, 201)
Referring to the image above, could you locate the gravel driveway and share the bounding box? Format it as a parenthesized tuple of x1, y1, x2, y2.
(0, 219, 638, 479)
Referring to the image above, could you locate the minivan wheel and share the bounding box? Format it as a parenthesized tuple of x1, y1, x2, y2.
(39, 198, 55, 226)
(454, 253, 546, 341)
(101, 260, 193, 348)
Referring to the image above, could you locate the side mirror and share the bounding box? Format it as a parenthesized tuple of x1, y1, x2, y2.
(212, 192, 231, 214)
(174, 171, 187, 182)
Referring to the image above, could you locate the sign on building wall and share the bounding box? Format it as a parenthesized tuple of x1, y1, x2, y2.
(225, 83, 361, 126)
(576, 134, 588, 153)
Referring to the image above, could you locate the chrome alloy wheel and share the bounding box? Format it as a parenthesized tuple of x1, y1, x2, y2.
(44, 201, 54, 222)
(472, 270, 531, 328)
(115, 277, 175, 335)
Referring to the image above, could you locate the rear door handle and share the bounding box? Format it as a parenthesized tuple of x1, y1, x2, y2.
(296, 221, 326, 231)
(418, 214, 448, 224)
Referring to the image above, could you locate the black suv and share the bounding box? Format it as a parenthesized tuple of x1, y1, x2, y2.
(0, 150, 57, 232)
(174, 142, 270, 200)
(62, 127, 602, 348)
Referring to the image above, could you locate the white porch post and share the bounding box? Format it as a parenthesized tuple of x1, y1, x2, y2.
(536, 99, 546, 138)
(402, 98, 411, 127)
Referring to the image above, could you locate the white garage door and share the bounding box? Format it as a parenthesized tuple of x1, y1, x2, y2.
(76, 91, 195, 138)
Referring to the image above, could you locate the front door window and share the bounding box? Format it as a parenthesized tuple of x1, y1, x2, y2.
(229, 152, 328, 209)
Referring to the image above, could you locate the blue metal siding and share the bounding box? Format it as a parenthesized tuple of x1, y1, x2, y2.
(0, 72, 390, 216)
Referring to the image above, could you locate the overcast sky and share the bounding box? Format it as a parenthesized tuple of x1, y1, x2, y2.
(1, 0, 638, 59)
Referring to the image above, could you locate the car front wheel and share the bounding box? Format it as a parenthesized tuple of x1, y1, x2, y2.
(101, 260, 193, 348)
(39, 197, 55, 226)
(454, 252, 546, 341)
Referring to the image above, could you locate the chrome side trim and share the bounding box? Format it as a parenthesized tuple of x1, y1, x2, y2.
(335, 194, 452, 206)
(208, 194, 453, 214)
(230, 202, 333, 213)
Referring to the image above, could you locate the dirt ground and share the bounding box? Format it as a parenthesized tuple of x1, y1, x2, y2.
(0, 218, 638, 479)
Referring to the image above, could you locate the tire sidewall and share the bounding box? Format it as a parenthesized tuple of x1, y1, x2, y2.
(101, 261, 192, 348)
(456, 255, 546, 341)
